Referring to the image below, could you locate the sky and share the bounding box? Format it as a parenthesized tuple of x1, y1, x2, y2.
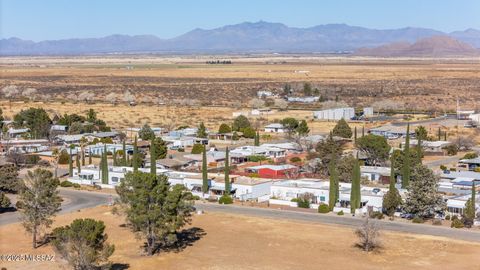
(1, 0, 480, 41)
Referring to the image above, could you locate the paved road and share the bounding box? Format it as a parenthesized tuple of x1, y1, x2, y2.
(3, 189, 480, 242)
(424, 155, 462, 169)
(0, 188, 112, 226)
(196, 203, 480, 243)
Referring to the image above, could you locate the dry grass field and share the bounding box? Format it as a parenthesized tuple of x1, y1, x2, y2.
(1, 56, 480, 111)
(1, 100, 366, 134)
(1, 204, 480, 270)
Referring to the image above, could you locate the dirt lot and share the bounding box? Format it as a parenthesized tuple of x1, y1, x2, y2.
(1, 205, 479, 270)
(1, 56, 480, 111)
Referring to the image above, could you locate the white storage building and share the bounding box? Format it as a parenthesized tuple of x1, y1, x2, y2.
(313, 107, 355, 121)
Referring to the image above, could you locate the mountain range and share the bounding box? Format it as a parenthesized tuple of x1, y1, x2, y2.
(1, 21, 480, 56)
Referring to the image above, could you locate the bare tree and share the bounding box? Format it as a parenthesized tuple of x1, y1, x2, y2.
(249, 98, 265, 109)
(123, 90, 136, 104)
(78, 91, 95, 103)
(274, 98, 288, 110)
(355, 217, 381, 252)
(22, 88, 38, 100)
(453, 136, 475, 151)
(1, 85, 20, 99)
(105, 92, 118, 104)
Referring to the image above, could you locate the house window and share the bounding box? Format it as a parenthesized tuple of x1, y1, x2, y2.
(111, 177, 119, 183)
(320, 196, 325, 202)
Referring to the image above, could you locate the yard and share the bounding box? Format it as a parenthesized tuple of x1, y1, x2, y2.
(1, 204, 479, 270)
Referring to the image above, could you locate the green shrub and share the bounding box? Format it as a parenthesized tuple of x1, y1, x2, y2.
(60, 181, 73, 187)
(451, 218, 464, 228)
(218, 195, 233, 204)
(445, 215, 451, 220)
(72, 183, 81, 188)
(318, 204, 330, 213)
(177, 148, 185, 152)
(443, 144, 459, 156)
(297, 198, 310, 209)
(451, 215, 459, 221)
(58, 150, 70, 164)
(290, 157, 302, 163)
(191, 144, 204, 154)
(439, 165, 447, 171)
(462, 152, 478, 160)
(412, 216, 424, 223)
(369, 211, 384, 220)
(337, 210, 344, 216)
(290, 198, 299, 202)
(192, 195, 201, 200)
(25, 155, 40, 165)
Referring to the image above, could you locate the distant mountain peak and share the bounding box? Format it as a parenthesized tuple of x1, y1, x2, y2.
(355, 35, 478, 57)
(1, 21, 480, 55)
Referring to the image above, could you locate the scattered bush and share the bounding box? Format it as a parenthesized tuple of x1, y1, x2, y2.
(462, 152, 478, 160)
(58, 150, 70, 164)
(432, 219, 442, 226)
(25, 155, 40, 165)
(445, 215, 451, 221)
(297, 198, 310, 208)
(451, 218, 464, 228)
(60, 181, 73, 187)
(451, 215, 459, 221)
(369, 211, 384, 220)
(290, 198, 299, 202)
(177, 148, 185, 152)
(318, 204, 330, 213)
(192, 195, 201, 200)
(355, 217, 381, 252)
(443, 144, 459, 156)
(72, 183, 81, 189)
(412, 216, 424, 223)
(439, 165, 447, 171)
(290, 157, 302, 163)
(218, 195, 233, 204)
(337, 210, 344, 216)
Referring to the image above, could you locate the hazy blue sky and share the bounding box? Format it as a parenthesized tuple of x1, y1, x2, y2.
(1, 0, 479, 41)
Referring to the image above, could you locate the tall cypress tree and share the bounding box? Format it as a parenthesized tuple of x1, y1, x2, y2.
(81, 149, 85, 166)
(402, 123, 411, 188)
(350, 157, 361, 214)
(471, 181, 476, 214)
(112, 150, 117, 166)
(202, 145, 208, 194)
(437, 127, 441, 141)
(102, 144, 108, 184)
(76, 153, 81, 174)
(122, 140, 127, 166)
(416, 135, 423, 163)
(328, 159, 338, 211)
(224, 147, 230, 195)
(254, 131, 260, 146)
(150, 137, 156, 175)
(133, 136, 138, 172)
(361, 126, 365, 137)
(68, 148, 73, 177)
(88, 149, 92, 165)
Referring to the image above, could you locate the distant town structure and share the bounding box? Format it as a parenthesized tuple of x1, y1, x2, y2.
(363, 107, 374, 117)
(313, 107, 355, 121)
